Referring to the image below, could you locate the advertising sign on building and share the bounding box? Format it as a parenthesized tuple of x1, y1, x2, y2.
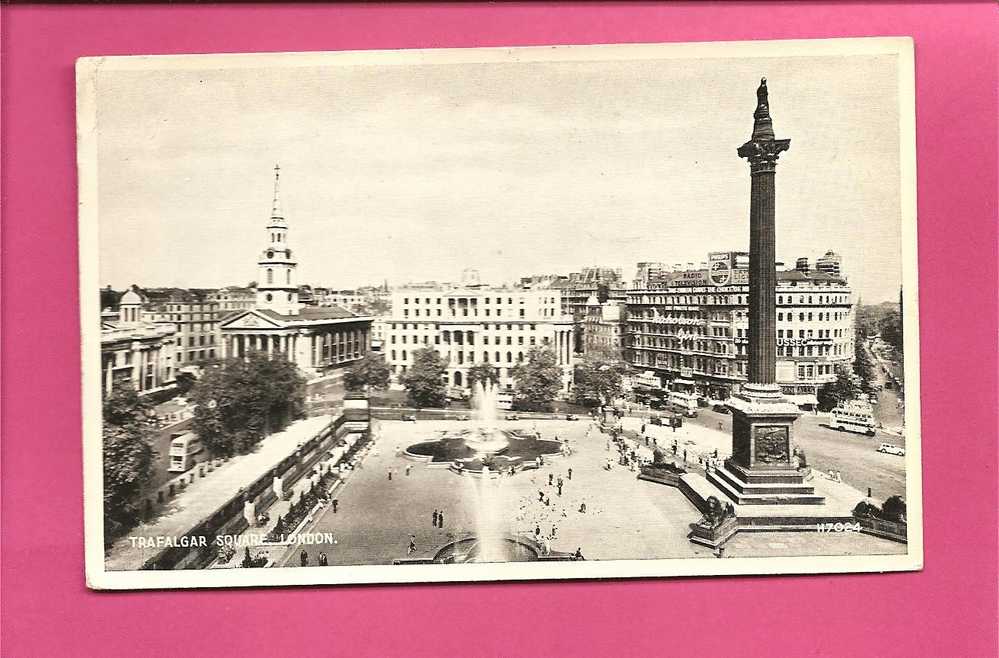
(708, 252, 733, 287)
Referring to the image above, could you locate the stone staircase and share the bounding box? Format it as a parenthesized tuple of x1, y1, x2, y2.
(707, 460, 825, 505)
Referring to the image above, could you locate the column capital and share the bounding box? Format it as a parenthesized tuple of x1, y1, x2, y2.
(737, 138, 791, 174)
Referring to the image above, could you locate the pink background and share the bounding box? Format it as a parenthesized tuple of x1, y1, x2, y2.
(3, 3, 997, 656)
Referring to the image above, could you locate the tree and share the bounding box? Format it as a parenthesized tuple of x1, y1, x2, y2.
(510, 346, 562, 411)
(881, 495, 907, 522)
(817, 366, 862, 411)
(401, 347, 448, 408)
(189, 350, 306, 457)
(343, 353, 391, 392)
(879, 310, 904, 356)
(573, 353, 630, 408)
(466, 362, 500, 390)
(174, 371, 197, 396)
(853, 328, 877, 395)
(102, 382, 156, 538)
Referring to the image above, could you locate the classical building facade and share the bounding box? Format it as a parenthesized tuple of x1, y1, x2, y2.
(219, 166, 372, 382)
(625, 250, 854, 404)
(384, 287, 575, 392)
(100, 288, 178, 395)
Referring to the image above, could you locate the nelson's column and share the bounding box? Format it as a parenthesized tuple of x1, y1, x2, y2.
(708, 78, 824, 505)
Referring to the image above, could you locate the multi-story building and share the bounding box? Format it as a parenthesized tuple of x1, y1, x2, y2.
(582, 296, 628, 357)
(626, 250, 854, 405)
(313, 289, 365, 310)
(384, 287, 575, 393)
(219, 166, 373, 386)
(213, 286, 257, 315)
(815, 250, 842, 277)
(100, 288, 177, 395)
(633, 261, 668, 289)
(144, 287, 221, 366)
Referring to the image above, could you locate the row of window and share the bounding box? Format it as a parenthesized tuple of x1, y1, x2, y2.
(628, 292, 850, 306)
(403, 296, 559, 306)
(392, 334, 539, 347)
(390, 349, 546, 365)
(390, 323, 539, 331)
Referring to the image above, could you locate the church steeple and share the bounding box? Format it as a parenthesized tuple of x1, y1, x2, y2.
(256, 164, 299, 315)
(270, 163, 284, 221)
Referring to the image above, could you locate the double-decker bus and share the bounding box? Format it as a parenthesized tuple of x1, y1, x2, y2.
(829, 402, 877, 436)
(668, 391, 699, 417)
(168, 431, 204, 472)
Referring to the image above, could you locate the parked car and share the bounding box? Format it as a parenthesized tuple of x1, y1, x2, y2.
(650, 416, 664, 426)
(401, 414, 417, 422)
(565, 414, 578, 421)
(504, 413, 520, 421)
(877, 443, 905, 456)
(711, 404, 730, 414)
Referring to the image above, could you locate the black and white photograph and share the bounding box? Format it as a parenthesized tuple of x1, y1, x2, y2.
(77, 38, 921, 589)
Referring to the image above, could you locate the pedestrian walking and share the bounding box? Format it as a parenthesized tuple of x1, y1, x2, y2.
(557, 483, 563, 496)
(535, 524, 541, 538)
(332, 498, 339, 513)
(300, 550, 308, 567)
(548, 473, 554, 486)
(437, 511, 444, 528)
(405, 464, 412, 476)
(388, 468, 393, 481)
(539, 490, 545, 502)
(318, 551, 328, 566)
(408, 536, 417, 555)
(432, 509, 439, 527)
(567, 467, 573, 481)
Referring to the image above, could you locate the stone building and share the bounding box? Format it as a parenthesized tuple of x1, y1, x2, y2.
(625, 250, 854, 404)
(100, 288, 178, 395)
(384, 286, 575, 393)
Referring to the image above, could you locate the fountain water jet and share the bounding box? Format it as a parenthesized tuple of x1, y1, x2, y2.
(462, 380, 510, 459)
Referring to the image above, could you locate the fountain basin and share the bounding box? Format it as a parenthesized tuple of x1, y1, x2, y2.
(406, 429, 562, 475)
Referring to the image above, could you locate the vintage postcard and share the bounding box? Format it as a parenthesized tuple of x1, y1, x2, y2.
(78, 38, 921, 590)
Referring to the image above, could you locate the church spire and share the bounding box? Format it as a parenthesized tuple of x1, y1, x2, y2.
(270, 163, 283, 220)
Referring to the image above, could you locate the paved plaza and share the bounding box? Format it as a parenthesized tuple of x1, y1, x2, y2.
(279, 417, 906, 567)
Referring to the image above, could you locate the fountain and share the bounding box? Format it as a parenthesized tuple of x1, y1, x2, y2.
(460, 381, 510, 459)
(395, 380, 580, 564)
(404, 380, 562, 474)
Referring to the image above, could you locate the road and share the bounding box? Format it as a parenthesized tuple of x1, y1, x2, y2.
(685, 408, 907, 501)
(863, 340, 905, 430)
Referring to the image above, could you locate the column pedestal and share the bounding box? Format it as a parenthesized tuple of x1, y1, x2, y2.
(708, 390, 824, 505)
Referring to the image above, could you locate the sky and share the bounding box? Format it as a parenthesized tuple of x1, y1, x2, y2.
(94, 46, 905, 302)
